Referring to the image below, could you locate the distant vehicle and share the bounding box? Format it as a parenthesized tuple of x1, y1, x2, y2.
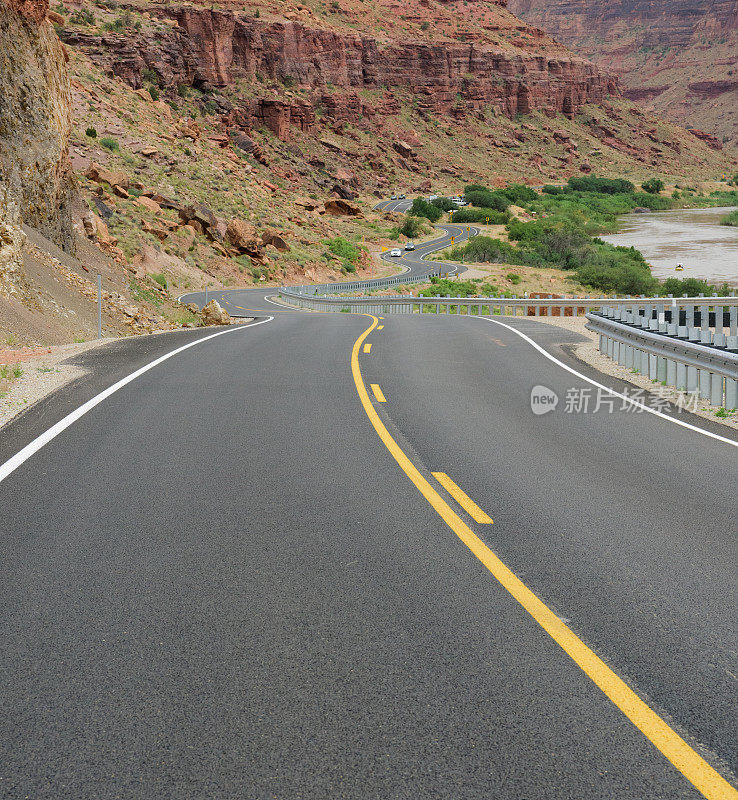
(451, 198, 467, 206)
(390, 195, 398, 200)
(398, 193, 406, 199)
(405, 242, 415, 251)
(427, 194, 438, 201)
(390, 248, 403, 257)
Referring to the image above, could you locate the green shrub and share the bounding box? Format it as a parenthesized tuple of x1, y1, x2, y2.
(409, 198, 442, 222)
(431, 197, 456, 212)
(542, 185, 565, 195)
(506, 272, 521, 284)
(85, 127, 97, 138)
(148, 86, 160, 101)
(396, 215, 425, 238)
(500, 183, 537, 204)
(150, 273, 168, 289)
(464, 183, 489, 194)
(70, 8, 95, 24)
(282, 74, 296, 88)
(177, 84, 191, 98)
(641, 178, 665, 194)
(567, 176, 636, 195)
(325, 236, 363, 272)
(463, 189, 510, 211)
(99, 137, 119, 151)
(720, 209, 738, 227)
(449, 207, 510, 224)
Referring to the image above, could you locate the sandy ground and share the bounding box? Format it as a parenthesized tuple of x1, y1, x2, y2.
(0, 338, 115, 430)
(537, 315, 738, 431)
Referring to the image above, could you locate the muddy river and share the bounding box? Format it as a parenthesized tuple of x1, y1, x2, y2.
(601, 206, 738, 287)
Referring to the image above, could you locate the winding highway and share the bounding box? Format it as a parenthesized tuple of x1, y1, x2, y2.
(0, 221, 736, 799)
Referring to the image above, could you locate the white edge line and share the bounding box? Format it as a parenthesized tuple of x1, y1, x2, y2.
(478, 315, 738, 448)
(0, 317, 275, 485)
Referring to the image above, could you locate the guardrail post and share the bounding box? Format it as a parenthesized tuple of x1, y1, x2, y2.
(666, 358, 676, 387)
(657, 356, 667, 382)
(625, 344, 634, 369)
(676, 360, 687, 390)
(686, 364, 698, 393)
(710, 374, 724, 407)
(726, 379, 738, 410)
(699, 369, 711, 401)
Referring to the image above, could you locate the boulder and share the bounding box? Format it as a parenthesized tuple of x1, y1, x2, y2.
(392, 139, 416, 158)
(179, 204, 217, 235)
(261, 229, 290, 252)
(201, 299, 231, 326)
(85, 162, 130, 190)
(324, 198, 361, 217)
(331, 182, 356, 200)
(137, 196, 161, 214)
(225, 218, 262, 255)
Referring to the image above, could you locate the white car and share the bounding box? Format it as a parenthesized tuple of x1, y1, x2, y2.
(427, 195, 438, 201)
(390, 249, 403, 257)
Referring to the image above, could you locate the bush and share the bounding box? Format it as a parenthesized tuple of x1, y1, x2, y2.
(99, 137, 119, 151)
(463, 189, 510, 211)
(397, 215, 426, 238)
(542, 185, 565, 195)
(431, 197, 456, 212)
(282, 74, 296, 88)
(148, 86, 160, 101)
(85, 127, 97, 138)
(409, 198, 442, 222)
(325, 236, 363, 272)
(177, 84, 190, 98)
(142, 68, 158, 85)
(464, 183, 489, 194)
(500, 183, 537, 204)
(567, 176, 636, 195)
(150, 273, 168, 290)
(641, 178, 665, 194)
(506, 272, 521, 285)
(449, 207, 510, 225)
(70, 8, 95, 24)
(720, 209, 738, 227)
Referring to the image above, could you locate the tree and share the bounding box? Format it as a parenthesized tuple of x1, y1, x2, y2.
(641, 178, 665, 195)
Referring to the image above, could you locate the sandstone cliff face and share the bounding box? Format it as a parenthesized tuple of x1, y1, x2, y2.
(0, 0, 75, 292)
(508, 0, 738, 147)
(62, 6, 617, 144)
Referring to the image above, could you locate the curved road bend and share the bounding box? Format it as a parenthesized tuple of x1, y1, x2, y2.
(0, 235, 736, 798)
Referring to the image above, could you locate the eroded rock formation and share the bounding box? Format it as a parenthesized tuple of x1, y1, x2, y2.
(60, 6, 617, 144)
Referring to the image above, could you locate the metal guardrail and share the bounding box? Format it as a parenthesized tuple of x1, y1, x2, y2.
(586, 307, 738, 409)
(288, 268, 440, 296)
(278, 290, 738, 324)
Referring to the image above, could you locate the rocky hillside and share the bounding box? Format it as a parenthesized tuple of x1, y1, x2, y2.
(508, 0, 738, 149)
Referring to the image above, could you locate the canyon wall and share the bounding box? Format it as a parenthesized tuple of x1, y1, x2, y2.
(62, 6, 617, 142)
(0, 0, 75, 291)
(508, 0, 738, 147)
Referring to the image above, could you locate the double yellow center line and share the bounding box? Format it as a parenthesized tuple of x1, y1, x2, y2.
(352, 314, 735, 800)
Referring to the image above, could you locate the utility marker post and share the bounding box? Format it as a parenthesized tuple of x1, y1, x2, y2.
(97, 274, 102, 339)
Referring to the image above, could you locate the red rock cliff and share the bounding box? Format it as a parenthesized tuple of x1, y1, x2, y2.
(170, 8, 617, 119)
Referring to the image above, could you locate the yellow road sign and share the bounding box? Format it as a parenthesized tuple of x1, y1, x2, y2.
(381, 246, 388, 252)
(451, 237, 455, 243)
(466, 226, 470, 231)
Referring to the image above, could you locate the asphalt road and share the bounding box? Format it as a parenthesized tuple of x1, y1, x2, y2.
(1, 227, 737, 798)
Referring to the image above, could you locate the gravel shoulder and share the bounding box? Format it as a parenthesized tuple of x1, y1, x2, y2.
(534, 315, 738, 431)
